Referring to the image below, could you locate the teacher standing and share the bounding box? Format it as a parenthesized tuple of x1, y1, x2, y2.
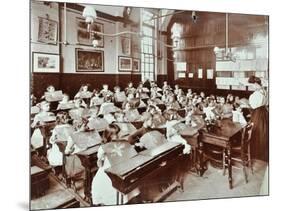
(248, 76, 269, 162)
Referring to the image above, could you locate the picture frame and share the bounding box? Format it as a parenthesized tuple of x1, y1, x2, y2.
(32, 52, 60, 73)
(76, 49, 104, 72)
(76, 18, 104, 47)
(118, 56, 132, 72)
(132, 58, 140, 72)
(121, 36, 131, 55)
(37, 17, 58, 44)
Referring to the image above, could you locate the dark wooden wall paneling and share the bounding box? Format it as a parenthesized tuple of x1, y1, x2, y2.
(31, 73, 142, 99)
(31, 73, 61, 99)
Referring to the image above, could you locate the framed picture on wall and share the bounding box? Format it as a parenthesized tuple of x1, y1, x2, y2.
(119, 56, 132, 72)
(76, 18, 104, 47)
(132, 58, 140, 72)
(121, 36, 131, 55)
(37, 17, 58, 44)
(76, 49, 104, 72)
(32, 52, 60, 73)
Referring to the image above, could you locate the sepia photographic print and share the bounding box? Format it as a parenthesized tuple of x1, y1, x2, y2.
(30, 0, 269, 210)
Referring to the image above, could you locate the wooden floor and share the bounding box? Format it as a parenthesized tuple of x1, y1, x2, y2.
(165, 159, 268, 202)
(31, 159, 268, 209)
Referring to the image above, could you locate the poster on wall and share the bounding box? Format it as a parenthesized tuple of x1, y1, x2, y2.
(207, 69, 214, 79)
(76, 18, 104, 47)
(37, 16, 58, 44)
(121, 36, 131, 55)
(32, 52, 60, 73)
(198, 68, 203, 79)
(76, 49, 104, 72)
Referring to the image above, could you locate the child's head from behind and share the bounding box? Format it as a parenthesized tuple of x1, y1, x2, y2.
(114, 86, 121, 93)
(56, 111, 70, 125)
(74, 98, 83, 108)
(103, 123, 120, 143)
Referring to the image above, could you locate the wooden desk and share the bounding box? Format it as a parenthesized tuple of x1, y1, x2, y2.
(31, 189, 80, 210)
(38, 122, 56, 156)
(199, 119, 243, 189)
(178, 116, 205, 174)
(76, 145, 100, 203)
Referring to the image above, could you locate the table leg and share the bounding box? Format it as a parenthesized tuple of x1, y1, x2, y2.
(83, 169, 92, 203)
(198, 142, 206, 176)
(116, 191, 119, 205)
(227, 147, 233, 189)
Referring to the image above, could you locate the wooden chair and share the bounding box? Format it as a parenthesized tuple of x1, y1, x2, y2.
(223, 122, 254, 183)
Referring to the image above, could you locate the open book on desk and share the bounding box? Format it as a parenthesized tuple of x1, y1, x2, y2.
(71, 130, 102, 150)
(45, 90, 63, 102)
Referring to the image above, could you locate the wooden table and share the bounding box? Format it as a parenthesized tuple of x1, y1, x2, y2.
(199, 119, 243, 189)
(179, 116, 205, 175)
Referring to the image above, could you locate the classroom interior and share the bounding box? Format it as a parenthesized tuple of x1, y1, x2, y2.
(30, 0, 269, 210)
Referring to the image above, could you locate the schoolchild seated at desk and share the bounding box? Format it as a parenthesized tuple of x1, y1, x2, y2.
(74, 84, 92, 99)
(148, 105, 166, 128)
(177, 89, 187, 106)
(164, 109, 191, 155)
(150, 86, 162, 99)
(91, 124, 140, 205)
(69, 99, 86, 120)
(161, 89, 170, 104)
(113, 86, 127, 103)
(40, 85, 56, 101)
(186, 88, 193, 99)
(47, 111, 74, 177)
(31, 101, 55, 128)
(232, 103, 247, 127)
(90, 89, 104, 107)
(162, 81, 171, 92)
(99, 95, 119, 116)
(74, 84, 92, 107)
(193, 102, 204, 116)
(123, 101, 142, 122)
(166, 94, 181, 110)
(174, 84, 180, 96)
(125, 82, 136, 96)
(220, 97, 233, 119)
(31, 101, 55, 149)
(100, 84, 113, 98)
(114, 111, 129, 122)
(57, 93, 74, 110)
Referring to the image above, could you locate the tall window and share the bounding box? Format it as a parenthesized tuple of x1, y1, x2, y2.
(141, 10, 155, 81)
